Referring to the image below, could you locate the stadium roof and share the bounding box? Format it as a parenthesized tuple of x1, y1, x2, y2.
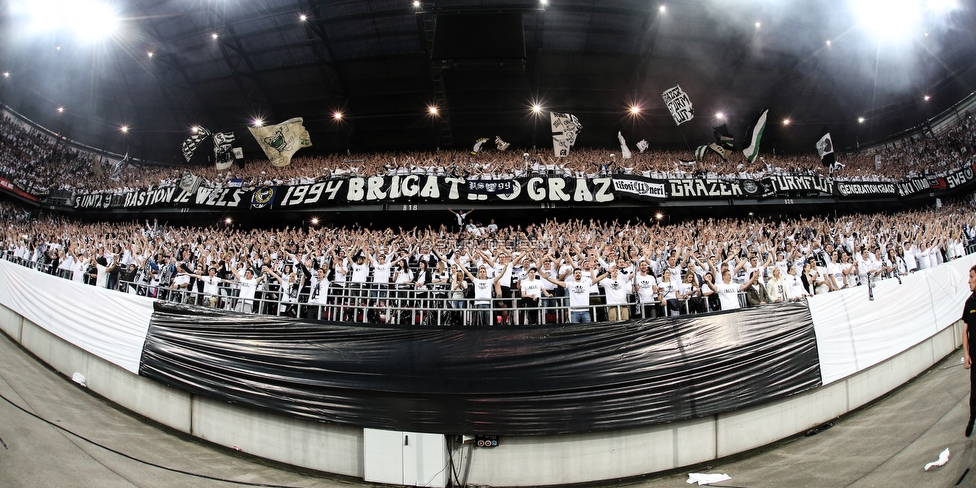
(1, 0, 975, 164)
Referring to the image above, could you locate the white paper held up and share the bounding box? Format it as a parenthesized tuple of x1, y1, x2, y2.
(923, 448, 950, 471)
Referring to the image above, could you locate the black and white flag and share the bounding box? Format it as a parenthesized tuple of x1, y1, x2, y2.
(713, 124, 734, 150)
(816, 127, 835, 167)
(551, 112, 582, 157)
(181, 127, 211, 163)
(662, 85, 694, 125)
(495, 136, 510, 151)
(214, 131, 236, 170)
(636, 139, 649, 153)
(111, 151, 130, 180)
(179, 173, 203, 194)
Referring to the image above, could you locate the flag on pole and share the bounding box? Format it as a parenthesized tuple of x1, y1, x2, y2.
(111, 151, 130, 180)
(551, 112, 582, 157)
(618, 131, 632, 159)
(179, 173, 203, 194)
(213, 131, 236, 170)
(472, 137, 490, 154)
(662, 85, 695, 125)
(713, 124, 734, 150)
(708, 142, 728, 160)
(494, 136, 510, 151)
(181, 127, 211, 163)
(695, 145, 708, 160)
(636, 139, 649, 153)
(741, 108, 769, 163)
(816, 126, 835, 167)
(248, 117, 311, 167)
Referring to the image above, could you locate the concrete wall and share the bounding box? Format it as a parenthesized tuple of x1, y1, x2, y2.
(0, 304, 962, 486)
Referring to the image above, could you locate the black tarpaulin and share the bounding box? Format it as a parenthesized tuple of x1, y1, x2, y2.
(138, 302, 821, 435)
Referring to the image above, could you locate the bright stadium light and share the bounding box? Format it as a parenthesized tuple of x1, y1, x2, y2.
(120, 125, 129, 133)
(147, 51, 153, 58)
(532, 104, 542, 114)
(191, 126, 200, 133)
(923, 95, 931, 101)
(57, 107, 64, 113)
(12, 0, 121, 42)
(333, 111, 343, 120)
(630, 105, 641, 115)
(299, 14, 307, 22)
(659, 5, 666, 13)
(851, 0, 925, 40)
(858, 117, 866, 123)
(253, 118, 264, 127)
(428, 105, 439, 116)
(715, 112, 725, 119)
(782, 118, 790, 126)
(2, 72, 8, 78)
(212, 33, 219, 40)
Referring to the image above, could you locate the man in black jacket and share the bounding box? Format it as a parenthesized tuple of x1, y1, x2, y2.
(963, 264, 976, 437)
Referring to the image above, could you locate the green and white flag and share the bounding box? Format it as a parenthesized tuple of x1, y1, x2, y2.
(248, 117, 311, 167)
(741, 108, 769, 163)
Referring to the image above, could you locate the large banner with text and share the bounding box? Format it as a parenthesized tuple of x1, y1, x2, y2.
(72, 163, 975, 211)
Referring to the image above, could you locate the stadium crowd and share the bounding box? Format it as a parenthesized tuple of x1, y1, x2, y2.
(2, 198, 974, 325)
(1, 111, 974, 197)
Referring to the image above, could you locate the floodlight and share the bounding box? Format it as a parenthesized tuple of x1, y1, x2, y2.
(659, 5, 666, 13)
(191, 126, 200, 133)
(428, 105, 439, 115)
(858, 117, 866, 123)
(630, 105, 640, 115)
(224, 217, 232, 224)
(826, 40, 831, 46)
(333, 111, 343, 120)
(413, 0, 421, 7)
(310, 218, 320, 225)
(57, 107, 64, 113)
(253, 119, 264, 127)
(782, 118, 790, 126)
(532, 104, 542, 114)
(755, 22, 761, 28)
(120, 125, 129, 133)
(2, 72, 8, 78)
(212, 33, 219, 40)
(715, 112, 725, 119)
(147, 51, 153, 58)
(851, 0, 923, 40)
(299, 14, 307, 22)
(655, 213, 664, 220)
(924, 95, 931, 101)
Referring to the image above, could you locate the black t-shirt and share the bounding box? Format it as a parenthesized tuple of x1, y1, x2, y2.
(963, 292, 976, 343)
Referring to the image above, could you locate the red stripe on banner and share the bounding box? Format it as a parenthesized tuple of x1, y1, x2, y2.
(0, 178, 40, 202)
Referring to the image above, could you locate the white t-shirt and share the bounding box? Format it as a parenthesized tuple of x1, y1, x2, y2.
(633, 273, 657, 303)
(520, 277, 544, 299)
(600, 275, 630, 305)
(717, 282, 741, 310)
(565, 276, 594, 310)
(472, 278, 494, 305)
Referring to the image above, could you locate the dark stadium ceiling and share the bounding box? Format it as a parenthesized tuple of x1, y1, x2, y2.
(1, 0, 975, 164)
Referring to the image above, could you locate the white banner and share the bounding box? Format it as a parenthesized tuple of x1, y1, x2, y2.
(611, 177, 665, 199)
(0, 259, 156, 374)
(662, 85, 694, 125)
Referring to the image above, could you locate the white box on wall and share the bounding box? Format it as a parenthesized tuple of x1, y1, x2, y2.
(364, 428, 447, 488)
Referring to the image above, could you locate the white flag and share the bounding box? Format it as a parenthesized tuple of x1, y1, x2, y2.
(248, 117, 311, 167)
(636, 139, 649, 154)
(551, 112, 582, 157)
(662, 85, 694, 125)
(495, 135, 510, 151)
(472, 137, 489, 154)
(617, 131, 632, 159)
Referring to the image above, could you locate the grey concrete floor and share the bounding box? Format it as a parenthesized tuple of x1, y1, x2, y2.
(0, 328, 974, 488)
